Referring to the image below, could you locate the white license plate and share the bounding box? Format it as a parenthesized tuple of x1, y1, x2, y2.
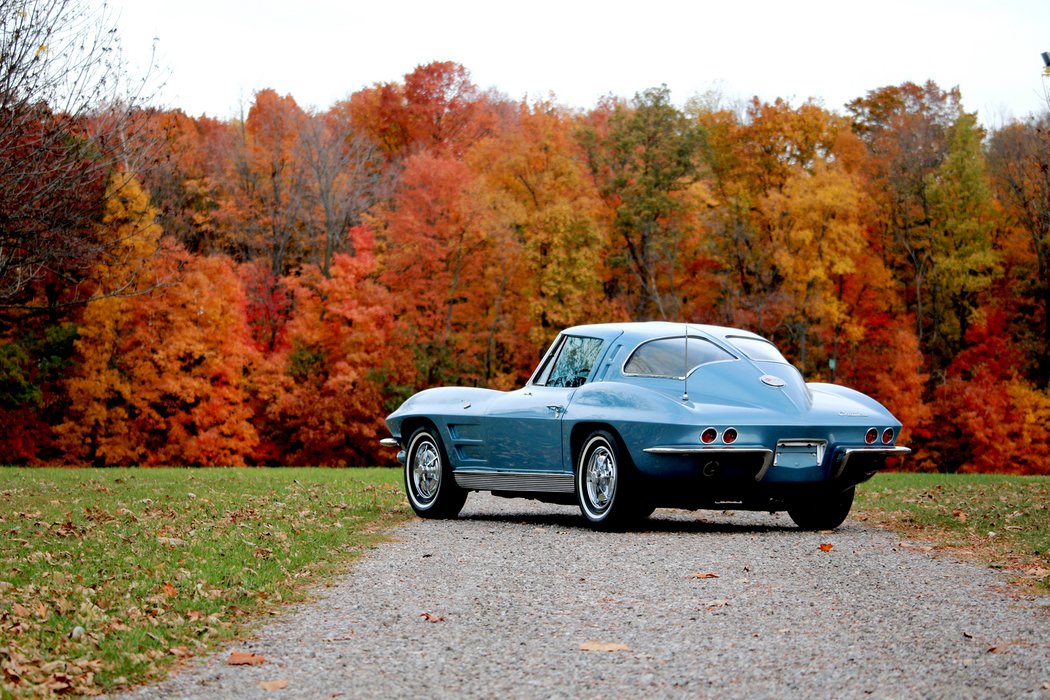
(774, 440, 827, 468)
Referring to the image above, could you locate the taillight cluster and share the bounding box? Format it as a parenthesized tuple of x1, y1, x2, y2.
(865, 427, 894, 445)
(701, 427, 738, 445)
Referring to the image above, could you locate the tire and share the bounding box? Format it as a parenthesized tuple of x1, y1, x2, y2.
(787, 486, 855, 530)
(576, 430, 638, 529)
(404, 427, 467, 519)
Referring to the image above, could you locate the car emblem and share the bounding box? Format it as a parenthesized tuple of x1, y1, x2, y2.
(760, 374, 786, 388)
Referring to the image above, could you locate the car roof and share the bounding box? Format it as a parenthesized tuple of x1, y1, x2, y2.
(562, 321, 766, 347)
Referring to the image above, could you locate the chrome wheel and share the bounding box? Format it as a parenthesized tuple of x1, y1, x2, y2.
(411, 438, 441, 504)
(585, 444, 616, 512)
(404, 427, 468, 519)
(577, 431, 624, 525)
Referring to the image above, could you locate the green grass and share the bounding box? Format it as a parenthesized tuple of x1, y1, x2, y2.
(0, 467, 407, 697)
(855, 472, 1050, 592)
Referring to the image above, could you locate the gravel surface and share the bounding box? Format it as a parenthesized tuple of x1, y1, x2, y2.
(125, 493, 1050, 699)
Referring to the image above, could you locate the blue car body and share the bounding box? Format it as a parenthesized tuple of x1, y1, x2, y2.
(383, 322, 909, 527)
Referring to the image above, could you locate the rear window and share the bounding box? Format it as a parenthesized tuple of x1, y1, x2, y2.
(624, 336, 736, 378)
(726, 336, 790, 364)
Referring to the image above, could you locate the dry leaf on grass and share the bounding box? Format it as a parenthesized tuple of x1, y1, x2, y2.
(259, 679, 289, 690)
(580, 641, 630, 652)
(227, 651, 266, 666)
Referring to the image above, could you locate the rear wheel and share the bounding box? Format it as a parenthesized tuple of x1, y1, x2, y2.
(576, 430, 642, 529)
(404, 427, 467, 519)
(787, 486, 855, 530)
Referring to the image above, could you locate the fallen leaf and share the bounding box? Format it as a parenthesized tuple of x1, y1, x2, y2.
(162, 581, 178, 598)
(819, 543, 834, 552)
(952, 509, 967, 523)
(419, 612, 446, 623)
(688, 572, 719, 579)
(703, 599, 729, 611)
(12, 602, 29, 617)
(259, 679, 289, 690)
(227, 651, 266, 666)
(580, 640, 630, 652)
(157, 536, 186, 547)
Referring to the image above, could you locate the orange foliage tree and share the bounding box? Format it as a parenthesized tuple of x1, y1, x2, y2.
(58, 175, 258, 465)
(468, 101, 612, 351)
(374, 152, 503, 387)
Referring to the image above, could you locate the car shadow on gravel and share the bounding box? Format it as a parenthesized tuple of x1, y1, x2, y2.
(457, 509, 800, 534)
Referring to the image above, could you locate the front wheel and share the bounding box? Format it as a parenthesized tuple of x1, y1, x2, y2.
(787, 486, 855, 530)
(404, 427, 467, 519)
(576, 430, 636, 529)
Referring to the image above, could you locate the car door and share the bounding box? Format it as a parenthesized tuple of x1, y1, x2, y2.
(484, 335, 605, 472)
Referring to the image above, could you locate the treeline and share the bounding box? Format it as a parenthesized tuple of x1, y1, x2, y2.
(1, 56, 1049, 472)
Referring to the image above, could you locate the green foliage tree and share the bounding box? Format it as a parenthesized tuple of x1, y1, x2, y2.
(580, 86, 706, 319)
(924, 112, 1000, 372)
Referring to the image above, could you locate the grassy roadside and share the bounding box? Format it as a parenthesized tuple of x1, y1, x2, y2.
(0, 467, 407, 697)
(854, 472, 1050, 593)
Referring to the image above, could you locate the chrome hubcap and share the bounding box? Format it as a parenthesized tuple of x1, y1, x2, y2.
(585, 445, 616, 511)
(413, 440, 441, 501)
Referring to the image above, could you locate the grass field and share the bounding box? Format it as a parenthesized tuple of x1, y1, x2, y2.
(1, 468, 1047, 697)
(854, 472, 1050, 593)
(0, 467, 409, 697)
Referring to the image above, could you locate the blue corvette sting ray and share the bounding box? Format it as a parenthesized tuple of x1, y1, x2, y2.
(381, 322, 910, 529)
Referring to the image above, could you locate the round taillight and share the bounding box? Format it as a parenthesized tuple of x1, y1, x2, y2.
(700, 427, 717, 444)
(882, 428, 894, 444)
(865, 428, 878, 445)
(722, 427, 738, 444)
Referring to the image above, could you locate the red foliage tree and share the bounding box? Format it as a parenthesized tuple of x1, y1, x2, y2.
(253, 227, 411, 465)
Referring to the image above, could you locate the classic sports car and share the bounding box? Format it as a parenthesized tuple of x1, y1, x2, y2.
(381, 322, 909, 529)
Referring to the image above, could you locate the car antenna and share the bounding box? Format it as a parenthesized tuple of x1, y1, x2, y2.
(682, 321, 689, 402)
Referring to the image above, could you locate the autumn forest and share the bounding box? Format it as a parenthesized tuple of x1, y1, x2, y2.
(2, 3, 1049, 473)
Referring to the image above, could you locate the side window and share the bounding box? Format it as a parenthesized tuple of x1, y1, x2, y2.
(540, 336, 604, 388)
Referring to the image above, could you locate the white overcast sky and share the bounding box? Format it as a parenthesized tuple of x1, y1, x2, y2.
(106, 0, 1050, 125)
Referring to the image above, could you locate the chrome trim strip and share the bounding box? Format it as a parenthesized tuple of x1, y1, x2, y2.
(379, 438, 399, 448)
(642, 446, 774, 482)
(453, 470, 575, 494)
(835, 446, 911, 478)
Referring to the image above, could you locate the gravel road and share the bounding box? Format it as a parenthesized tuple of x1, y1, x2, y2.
(126, 493, 1050, 699)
